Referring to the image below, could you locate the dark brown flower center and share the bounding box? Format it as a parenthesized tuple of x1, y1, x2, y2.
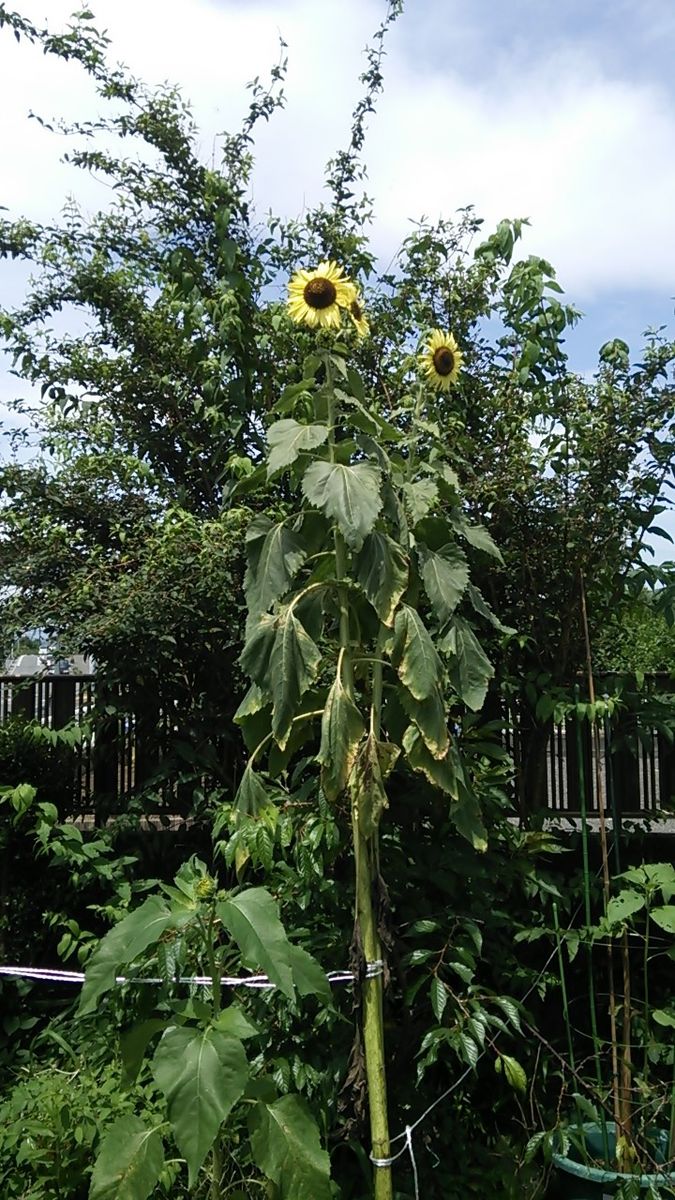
(433, 346, 455, 376)
(351, 299, 363, 320)
(304, 277, 337, 309)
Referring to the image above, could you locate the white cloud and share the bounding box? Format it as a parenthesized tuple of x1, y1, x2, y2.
(1, 0, 674, 304)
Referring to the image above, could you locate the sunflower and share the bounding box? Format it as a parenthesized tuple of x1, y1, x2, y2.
(287, 261, 355, 329)
(347, 289, 369, 338)
(419, 330, 463, 391)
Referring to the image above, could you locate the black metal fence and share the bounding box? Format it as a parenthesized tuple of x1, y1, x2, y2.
(1, 673, 675, 817)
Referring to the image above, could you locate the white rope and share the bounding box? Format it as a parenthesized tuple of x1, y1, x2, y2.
(0, 960, 384, 989)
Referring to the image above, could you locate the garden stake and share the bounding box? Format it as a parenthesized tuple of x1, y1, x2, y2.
(580, 573, 624, 1144)
(573, 682, 610, 1164)
(553, 901, 590, 1164)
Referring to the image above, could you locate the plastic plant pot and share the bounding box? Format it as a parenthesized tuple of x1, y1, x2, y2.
(552, 1122, 675, 1198)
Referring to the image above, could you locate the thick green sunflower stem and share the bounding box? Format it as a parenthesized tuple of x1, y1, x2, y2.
(352, 809, 392, 1200)
(325, 354, 392, 1199)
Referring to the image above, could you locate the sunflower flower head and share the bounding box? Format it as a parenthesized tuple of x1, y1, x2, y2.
(287, 261, 355, 330)
(347, 288, 370, 338)
(419, 329, 463, 391)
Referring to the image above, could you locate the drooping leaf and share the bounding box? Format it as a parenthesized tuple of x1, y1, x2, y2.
(451, 513, 503, 563)
(400, 684, 449, 758)
(354, 531, 409, 625)
(240, 613, 278, 688)
(89, 1116, 164, 1200)
(500, 1054, 527, 1094)
(466, 582, 515, 634)
(269, 606, 322, 749)
(234, 763, 274, 817)
(266, 419, 328, 478)
(218, 887, 295, 999)
(317, 671, 365, 800)
(302, 460, 382, 550)
(245, 518, 307, 612)
(419, 543, 469, 625)
(234, 683, 267, 724)
(152, 1027, 248, 1186)
(349, 732, 399, 838)
(392, 605, 442, 700)
(443, 616, 494, 711)
(451, 779, 488, 852)
(403, 726, 458, 796)
(606, 889, 645, 925)
(288, 944, 332, 1004)
(78, 896, 175, 1016)
(249, 1094, 332, 1200)
(120, 1019, 167, 1087)
(430, 976, 448, 1022)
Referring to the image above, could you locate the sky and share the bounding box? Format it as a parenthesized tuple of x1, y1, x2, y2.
(1, 0, 674, 541)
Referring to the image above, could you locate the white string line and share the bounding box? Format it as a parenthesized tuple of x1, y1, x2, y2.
(0, 961, 384, 988)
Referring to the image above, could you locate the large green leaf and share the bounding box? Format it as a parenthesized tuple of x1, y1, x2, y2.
(650, 906, 675, 934)
(452, 779, 488, 851)
(302, 460, 382, 550)
(400, 684, 449, 758)
(419, 543, 470, 625)
(348, 732, 399, 838)
(269, 606, 322, 748)
(288, 944, 332, 1004)
(245, 517, 306, 612)
(402, 477, 438, 525)
(451, 513, 503, 563)
(120, 1019, 167, 1087)
(318, 671, 365, 800)
(403, 726, 458, 796)
(392, 605, 442, 700)
(606, 889, 645, 925)
(466, 582, 515, 634)
(78, 896, 175, 1016)
(218, 887, 295, 999)
(249, 1095, 332, 1200)
(354, 531, 408, 626)
(443, 616, 494, 711)
(152, 1026, 248, 1186)
(89, 1116, 164, 1200)
(240, 613, 277, 687)
(266, 419, 328, 478)
(234, 762, 273, 817)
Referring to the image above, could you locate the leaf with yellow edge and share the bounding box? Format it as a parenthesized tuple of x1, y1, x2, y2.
(403, 726, 458, 796)
(400, 684, 449, 758)
(318, 672, 365, 801)
(270, 607, 322, 749)
(392, 605, 442, 700)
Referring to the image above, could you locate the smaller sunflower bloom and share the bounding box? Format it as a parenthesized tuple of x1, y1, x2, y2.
(347, 289, 369, 338)
(287, 261, 354, 330)
(419, 330, 463, 391)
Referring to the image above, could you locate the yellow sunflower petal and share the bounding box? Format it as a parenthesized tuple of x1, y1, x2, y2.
(286, 261, 355, 330)
(419, 329, 463, 390)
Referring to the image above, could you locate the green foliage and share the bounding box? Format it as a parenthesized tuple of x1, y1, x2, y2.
(74, 859, 334, 1198)
(90, 1116, 165, 1200)
(248, 1094, 332, 1200)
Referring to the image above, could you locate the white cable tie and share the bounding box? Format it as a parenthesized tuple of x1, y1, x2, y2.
(365, 959, 384, 978)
